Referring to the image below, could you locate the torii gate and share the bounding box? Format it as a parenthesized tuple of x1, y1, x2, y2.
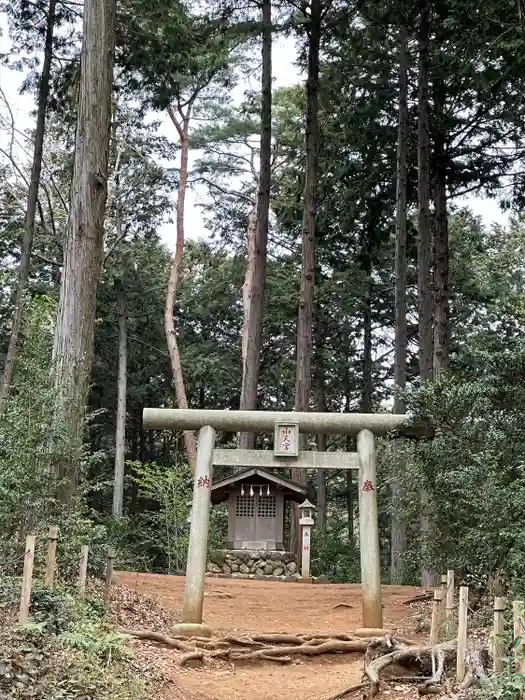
(143, 408, 424, 638)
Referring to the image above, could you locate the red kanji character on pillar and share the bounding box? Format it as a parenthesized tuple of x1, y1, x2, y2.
(361, 479, 374, 492)
(197, 475, 211, 488)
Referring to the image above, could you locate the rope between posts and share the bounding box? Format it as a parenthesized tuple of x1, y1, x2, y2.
(1, 548, 33, 569)
(467, 604, 490, 621)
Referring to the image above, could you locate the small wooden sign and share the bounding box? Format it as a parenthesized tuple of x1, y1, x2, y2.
(274, 422, 299, 457)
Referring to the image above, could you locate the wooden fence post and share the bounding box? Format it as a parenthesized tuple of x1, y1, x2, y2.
(513, 600, 525, 673)
(456, 585, 469, 682)
(78, 545, 89, 593)
(104, 548, 115, 608)
(430, 586, 444, 645)
(19, 535, 36, 624)
(493, 597, 506, 672)
(45, 526, 58, 588)
(446, 570, 455, 620)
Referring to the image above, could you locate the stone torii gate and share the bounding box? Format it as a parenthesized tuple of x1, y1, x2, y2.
(143, 408, 422, 637)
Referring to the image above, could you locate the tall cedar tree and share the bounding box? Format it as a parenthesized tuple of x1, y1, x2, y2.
(391, 25, 409, 584)
(53, 0, 117, 499)
(113, 277, 127, 517)
(432, 9, 449, 377)
(291, 0, 321, 557)
(314, 302, 328, 533)
(238, 0, 272, 449)
(0, 0, 57, 411)
(417, 0, 434, 587)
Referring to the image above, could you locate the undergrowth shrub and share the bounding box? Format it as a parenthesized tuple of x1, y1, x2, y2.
(0, 575, 144, 700)
(311, 517, 360, 582)
(398, 350, 525, 599)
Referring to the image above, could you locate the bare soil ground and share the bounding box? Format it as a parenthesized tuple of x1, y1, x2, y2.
(117, 572, 422, 700)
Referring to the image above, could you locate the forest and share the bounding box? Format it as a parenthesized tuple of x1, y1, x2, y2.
(2, 0, 525, 695)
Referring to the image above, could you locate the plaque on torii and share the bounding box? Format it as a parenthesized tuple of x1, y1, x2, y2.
(274, 421, 299, 457)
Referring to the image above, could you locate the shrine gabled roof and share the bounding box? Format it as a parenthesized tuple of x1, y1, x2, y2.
(211, 467, 307, 504)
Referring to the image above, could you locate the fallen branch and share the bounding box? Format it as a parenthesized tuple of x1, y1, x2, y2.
(403, 592, 433, 605)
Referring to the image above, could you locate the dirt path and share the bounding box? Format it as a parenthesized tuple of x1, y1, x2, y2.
(118, 572, 421, 700)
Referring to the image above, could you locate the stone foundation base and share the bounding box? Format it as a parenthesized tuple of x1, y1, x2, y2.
(207, 549, 298, 579)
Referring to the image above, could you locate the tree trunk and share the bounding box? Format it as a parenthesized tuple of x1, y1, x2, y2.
(290, 0, 321, 559)
(361, 273, 373, 414)
(346, 469, 353, 542)
(113, 279, 127, 517)
(417, 0, 433, 383)
(314, 308, 328, 535)
(0, 0, 57, 412)
(241, 203, 258, 374)
(345, 419, 354, 544)
(433, 77, 449, 378)
(316, 432, 327, 534)
(52, 0, 117, 500)
(238, 0, 272, 450)
(391, 26, 409, 585)
(165, 108, 197, 471)
(417, 0, 434, 587)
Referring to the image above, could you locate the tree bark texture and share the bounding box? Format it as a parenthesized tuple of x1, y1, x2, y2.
(165, 106, 197, 471)
(346, 472, 354, 541)
(238, 0, 272, 450)
(391, 27, 409, 585)
(291, 0, 321, 558)
(52, 0, 117, 499)
(361, 273, 373, 414)
(241, 203, 258, 375)
(113, 279, 127, 517)
(417, 0, 434, 587)
(432, 76, 450, 377)
(0, 0, 57, 412)
(417, 0, 433, 383)
(314, 308, 328, 535)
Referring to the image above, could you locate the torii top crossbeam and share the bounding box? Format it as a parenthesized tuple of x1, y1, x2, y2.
(143, 408, 429, 437)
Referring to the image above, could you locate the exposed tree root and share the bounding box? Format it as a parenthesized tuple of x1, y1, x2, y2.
(122, 625, 484, 699)
(459, 645, 489, 690)
(366, 639, 456, 696)
(179, 650, 205, 667)
(120, 628, 394, 666)
(326, 682, 367, 700)
(119, 629, 194, 652)
(418, 644, 447, 695)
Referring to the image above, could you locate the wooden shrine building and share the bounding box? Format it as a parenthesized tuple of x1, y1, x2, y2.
(211, 468, 307, 551)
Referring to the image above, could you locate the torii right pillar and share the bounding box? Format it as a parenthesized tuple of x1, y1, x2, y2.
(357, 429, 383, 629)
